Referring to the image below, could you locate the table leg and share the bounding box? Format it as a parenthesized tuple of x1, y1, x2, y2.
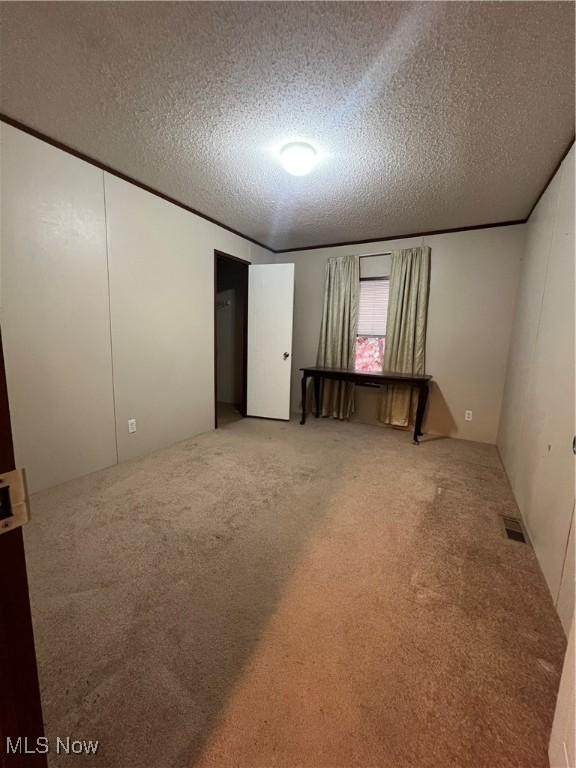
(413, 382, 429, 444)
(300, 373, 309, 425)
(314, 375, 321, 418)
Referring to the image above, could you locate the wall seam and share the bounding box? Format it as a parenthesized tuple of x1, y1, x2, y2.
(515, 161, 564, 544)
(555, 505, 574, 609)
(102, 172, 120, 465)
(493, 226, 527, 448)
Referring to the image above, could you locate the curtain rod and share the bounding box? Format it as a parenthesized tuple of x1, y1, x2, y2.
(358, 252, 392, 259)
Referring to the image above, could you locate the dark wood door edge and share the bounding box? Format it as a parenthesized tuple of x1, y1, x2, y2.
(0, 329, 47, 766)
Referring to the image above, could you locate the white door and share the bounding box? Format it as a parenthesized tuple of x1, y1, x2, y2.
(247, 263, 294, 420)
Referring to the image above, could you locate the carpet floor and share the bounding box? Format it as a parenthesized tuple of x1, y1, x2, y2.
(24, 417, 565, 768)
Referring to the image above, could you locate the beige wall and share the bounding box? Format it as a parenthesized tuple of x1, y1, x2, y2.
(0, 124, 118, 491)
(549, 618, 575, 768)
(276, 225, 525, 443)
(498, 147, 575, 633)
(0, 124, 272, 490)
(105, 174, 269, 463)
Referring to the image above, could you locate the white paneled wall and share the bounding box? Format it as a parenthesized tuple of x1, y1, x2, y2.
(105, 174, 270, 463)
(0, 124, 117, 491)
(105, 174, 215, 462)
(549, 618, 575, 768)
(498, 147, 575, 633)
(0, 124, 273, 490)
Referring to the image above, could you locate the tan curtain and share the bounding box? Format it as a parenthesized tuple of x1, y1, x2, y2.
(379, 247, 430, 427)
(316, 254, 359, 419)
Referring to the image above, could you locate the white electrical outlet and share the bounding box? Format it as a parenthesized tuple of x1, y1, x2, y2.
(128, 418, 137, 433)
(465, 410, 473, 422)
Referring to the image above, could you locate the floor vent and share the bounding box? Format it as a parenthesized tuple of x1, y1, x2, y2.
(501, 516, 527, 543)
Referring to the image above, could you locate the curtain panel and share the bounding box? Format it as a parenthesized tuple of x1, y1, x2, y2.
(379, 246, 431, 427)
(316, 254, 360, 419)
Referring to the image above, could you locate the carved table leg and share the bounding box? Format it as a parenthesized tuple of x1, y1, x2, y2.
(413, 382, 429, 444)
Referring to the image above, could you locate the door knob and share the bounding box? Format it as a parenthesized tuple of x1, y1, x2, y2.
(283, 352, 290, 360)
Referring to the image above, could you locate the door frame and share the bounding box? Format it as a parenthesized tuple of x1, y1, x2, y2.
(0, 329, 47, 767)
(214, 250, 250, 428)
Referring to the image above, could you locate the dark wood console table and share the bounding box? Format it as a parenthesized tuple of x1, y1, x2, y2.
(300, 366, 432, 444)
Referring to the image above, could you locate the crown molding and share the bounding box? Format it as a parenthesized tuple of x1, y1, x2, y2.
(273, 220, 526, 253)
(2, 114, 572, 255)
(0, 113, 273, 252)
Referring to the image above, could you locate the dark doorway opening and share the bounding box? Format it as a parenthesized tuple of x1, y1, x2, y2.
(214, 251, 249, 428)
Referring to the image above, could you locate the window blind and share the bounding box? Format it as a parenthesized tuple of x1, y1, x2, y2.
(357, 279, 389, 336)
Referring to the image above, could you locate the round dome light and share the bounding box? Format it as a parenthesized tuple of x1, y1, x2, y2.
(280, 142, 318, 176)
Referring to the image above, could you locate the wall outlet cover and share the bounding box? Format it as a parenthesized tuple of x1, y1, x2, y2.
(465, 410, 473, 421)
(128, 418, 137, 433)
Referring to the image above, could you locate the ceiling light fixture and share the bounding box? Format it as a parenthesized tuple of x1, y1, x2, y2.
(280, 142, 318, 176)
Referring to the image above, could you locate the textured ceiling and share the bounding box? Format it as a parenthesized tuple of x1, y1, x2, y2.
(0, 2, 574, 251)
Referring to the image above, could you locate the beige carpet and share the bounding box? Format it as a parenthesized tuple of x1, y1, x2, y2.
(24, 417, 565, 768)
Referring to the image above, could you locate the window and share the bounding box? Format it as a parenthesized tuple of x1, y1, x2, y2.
(355, 278, 389, 372)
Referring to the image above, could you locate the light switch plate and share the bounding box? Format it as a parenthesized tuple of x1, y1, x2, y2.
(128, 418, 137, 433)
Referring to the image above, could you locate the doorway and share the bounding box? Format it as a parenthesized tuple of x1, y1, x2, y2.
(214, 251, 249, 428)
